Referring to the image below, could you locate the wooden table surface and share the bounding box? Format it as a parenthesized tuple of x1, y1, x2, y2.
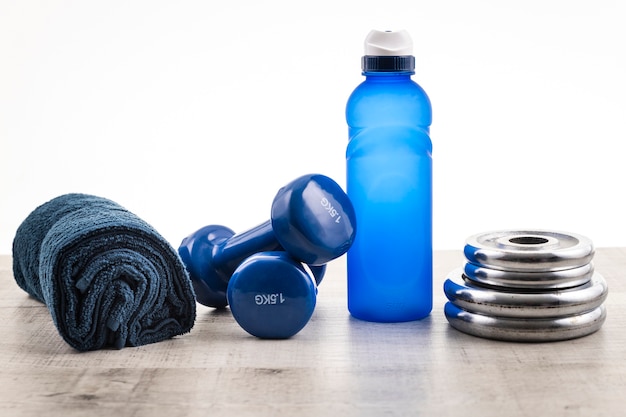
(1, 248, 624, 417)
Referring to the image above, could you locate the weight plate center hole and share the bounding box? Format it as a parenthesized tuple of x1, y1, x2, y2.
(509, 236, 550, 245)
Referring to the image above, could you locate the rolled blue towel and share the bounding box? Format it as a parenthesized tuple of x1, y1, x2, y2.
(12, 193, 196, 351)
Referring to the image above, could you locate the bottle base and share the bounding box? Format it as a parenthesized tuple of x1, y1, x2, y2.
(348, 308, 432, 324)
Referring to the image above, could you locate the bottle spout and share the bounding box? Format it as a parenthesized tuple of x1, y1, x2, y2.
(364, 29, 413, 56)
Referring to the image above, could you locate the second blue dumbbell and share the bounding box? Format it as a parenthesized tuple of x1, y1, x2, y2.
(178, 173, 356, 309)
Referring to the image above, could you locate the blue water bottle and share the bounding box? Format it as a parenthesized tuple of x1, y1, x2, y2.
(346, 29, 433, 322)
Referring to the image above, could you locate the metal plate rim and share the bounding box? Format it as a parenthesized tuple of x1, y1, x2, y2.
(444, 302, 607, 342)
(443, 268, 608, 318)
(463, 261, 594, 290)
(464, 229, 595, 272)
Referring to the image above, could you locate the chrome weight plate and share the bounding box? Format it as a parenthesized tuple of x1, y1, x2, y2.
(464, 262, 594, 290)
(464, 230, 594, 272)
(443, 268, 608, 319)
(444, 302, 607, 342)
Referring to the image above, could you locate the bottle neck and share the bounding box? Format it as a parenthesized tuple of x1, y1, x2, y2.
(363, 71, 414, 80)
(362, 55, 415, 73)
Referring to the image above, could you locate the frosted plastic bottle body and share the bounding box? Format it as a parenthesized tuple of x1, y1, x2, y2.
(346, 73, 432, 322)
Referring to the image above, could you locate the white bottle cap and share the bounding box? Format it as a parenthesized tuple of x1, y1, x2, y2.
(364, 29, 413, 56)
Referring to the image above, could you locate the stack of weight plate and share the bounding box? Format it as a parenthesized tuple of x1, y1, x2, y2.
(443, 230, 608, 342)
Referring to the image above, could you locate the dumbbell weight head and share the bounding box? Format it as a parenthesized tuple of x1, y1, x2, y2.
(271, 174, 356, 265)
(179, 224, 234, 308)
(227, 252, 318, 339)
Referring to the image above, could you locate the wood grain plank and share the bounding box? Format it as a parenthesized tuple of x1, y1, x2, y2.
(1, 249, 624, 417)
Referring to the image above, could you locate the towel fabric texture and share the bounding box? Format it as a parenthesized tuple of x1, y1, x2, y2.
(12, 193, 196, 351)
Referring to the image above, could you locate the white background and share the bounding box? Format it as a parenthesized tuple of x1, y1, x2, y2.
(1, 0, 624, 255)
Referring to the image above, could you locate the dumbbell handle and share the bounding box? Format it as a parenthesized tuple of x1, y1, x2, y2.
(213, 220, 279, 282)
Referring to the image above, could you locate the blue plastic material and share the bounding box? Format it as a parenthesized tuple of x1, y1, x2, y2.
(178, 224, 239, 308)
(271, 174, 356, 265)
(178, 173, 356, 308)
(346, 59, 433, 322)
(227, 252, 317, 339)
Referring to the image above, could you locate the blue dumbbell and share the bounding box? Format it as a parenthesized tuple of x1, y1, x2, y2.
(178, 174, 356, 337)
